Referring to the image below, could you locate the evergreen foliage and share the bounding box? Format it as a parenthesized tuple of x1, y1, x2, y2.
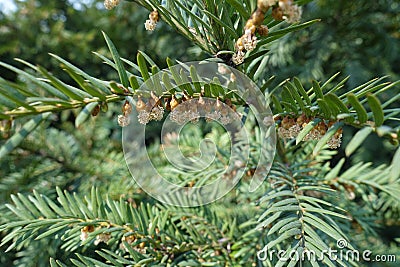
(0, 0, 399, 266)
